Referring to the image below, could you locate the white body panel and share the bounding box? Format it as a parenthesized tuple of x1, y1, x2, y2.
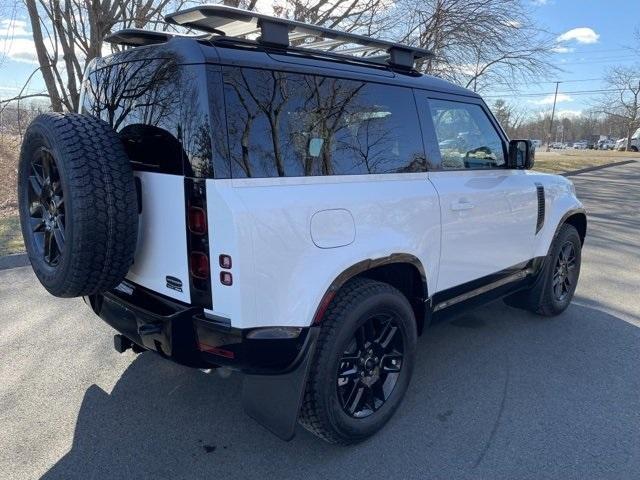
(530, 173, 584, 258)
(126, 172, 190, 303)
(428, 169, 538, 292)
(202, 170, 582, 329)
(205, 173, 441, 329)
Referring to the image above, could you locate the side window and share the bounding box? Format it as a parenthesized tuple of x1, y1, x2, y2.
(428, 99, 505, 170)
(222, 67, 426, 178)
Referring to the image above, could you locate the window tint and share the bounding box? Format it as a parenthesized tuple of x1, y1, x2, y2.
(81, 53, 228, 178)
(223, 68, 426, 177)
(428, 99, 505, 170)
(82, 53, 184, 174)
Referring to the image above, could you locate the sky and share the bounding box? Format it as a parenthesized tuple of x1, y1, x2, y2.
(0, 0, 638, 119)
(482, 0, 639, 119)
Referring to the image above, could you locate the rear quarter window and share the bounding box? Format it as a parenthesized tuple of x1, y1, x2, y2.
(81, 52, 227, 178)
(81, 54, 184, 174)
(222, 67, 426, 178)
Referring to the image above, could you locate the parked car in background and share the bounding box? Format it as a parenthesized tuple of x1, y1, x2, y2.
(597, 139, 615, 150)
(616, 129, 640, 152)
(531, 139, 542, 149)
(573, 141, 587, 149)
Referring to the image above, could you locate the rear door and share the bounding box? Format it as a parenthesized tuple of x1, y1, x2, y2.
(81, 53, 198, 304)
(415, 92, 538, 293)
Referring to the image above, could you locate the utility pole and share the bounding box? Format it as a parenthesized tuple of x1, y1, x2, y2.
(546, 81, 560, 152)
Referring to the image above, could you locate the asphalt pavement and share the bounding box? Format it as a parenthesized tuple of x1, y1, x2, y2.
(1, 161, 639, 480)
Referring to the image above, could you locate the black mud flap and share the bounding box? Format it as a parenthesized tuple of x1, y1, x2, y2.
(241, 327, 319, 441)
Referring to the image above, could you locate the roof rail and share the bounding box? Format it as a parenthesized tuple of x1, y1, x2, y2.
(164, 5, 433, 70)
(105, 28, 207, 47)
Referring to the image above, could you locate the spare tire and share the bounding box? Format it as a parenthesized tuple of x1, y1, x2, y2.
(18, 113, 138, 297)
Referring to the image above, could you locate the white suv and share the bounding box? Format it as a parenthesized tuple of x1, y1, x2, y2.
(616, 128, 640, 151)
(17, 6, 586, 444)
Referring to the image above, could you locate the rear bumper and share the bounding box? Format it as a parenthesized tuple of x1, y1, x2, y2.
(85, 281, 312, 373)
(86, 281, 318, 440)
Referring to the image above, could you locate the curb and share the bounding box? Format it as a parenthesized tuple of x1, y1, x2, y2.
(0, 253, 29, 271)
(562, 159, 637, 177)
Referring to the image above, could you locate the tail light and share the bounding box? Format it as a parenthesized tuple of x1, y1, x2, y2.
(190, 252, 210, 279)
(219, 254, 232, 269)
(188, 206, 207, 235)
(220, 271, 233, 286)
(185, 179, 212, 308)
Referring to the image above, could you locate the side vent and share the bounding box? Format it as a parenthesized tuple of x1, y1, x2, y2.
(535, 183, 545, 234)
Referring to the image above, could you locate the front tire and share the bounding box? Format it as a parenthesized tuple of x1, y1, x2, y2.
(506, 224, 582, 316)
(299, 278, 417, 444)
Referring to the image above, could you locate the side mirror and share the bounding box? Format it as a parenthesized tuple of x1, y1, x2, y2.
(508, 139, 535, 169)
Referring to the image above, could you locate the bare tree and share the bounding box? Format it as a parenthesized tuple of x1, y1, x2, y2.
(273, 0, 392, 35)
(221, 0, 259, 9)
(395, 0, 555, 92)
(490, 99, 525, 136)
(23, 0, 192, 112)
(597, 66, 640, 151)
(14, 0, 557, 114)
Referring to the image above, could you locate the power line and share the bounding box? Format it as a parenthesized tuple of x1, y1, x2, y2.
(484, 88, 627, 98)
(555, 47, 635, 54)
(535, 78, 606, 84)
(556, 57, 638, 66)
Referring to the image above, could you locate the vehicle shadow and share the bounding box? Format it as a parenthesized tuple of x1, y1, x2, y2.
(41, 301, 640, 480)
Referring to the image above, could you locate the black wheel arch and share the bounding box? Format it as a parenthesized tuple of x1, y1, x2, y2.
(312, 253, 429, 334)
(555, 208, 587, 246)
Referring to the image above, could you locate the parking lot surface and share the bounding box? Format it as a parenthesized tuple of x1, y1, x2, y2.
(1, 162, 639, 479)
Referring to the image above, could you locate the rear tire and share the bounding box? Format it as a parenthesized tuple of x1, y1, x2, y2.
(18, 113, 138, 297)
(299, 277, 417, 444)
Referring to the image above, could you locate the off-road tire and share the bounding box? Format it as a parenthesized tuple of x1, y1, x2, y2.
(506, 224, 582, 316)
(299, 277, 417, 444)
(18, 113, 138, 297)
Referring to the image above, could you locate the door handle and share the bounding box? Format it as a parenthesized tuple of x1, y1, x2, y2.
(450, 199, 475, 211)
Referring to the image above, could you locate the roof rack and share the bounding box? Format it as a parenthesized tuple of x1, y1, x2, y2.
(104, 28, 206, 47)
(164, 5, 433, 70)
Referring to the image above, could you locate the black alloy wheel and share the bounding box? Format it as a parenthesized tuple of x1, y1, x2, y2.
(27, 147, 65, 267)
(299, 277, 417, 444)
(552, 241, 577, 302)
(503, 223, 582, 316)
(18, 113, 138, 297)
(337, 313, 404, 418)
